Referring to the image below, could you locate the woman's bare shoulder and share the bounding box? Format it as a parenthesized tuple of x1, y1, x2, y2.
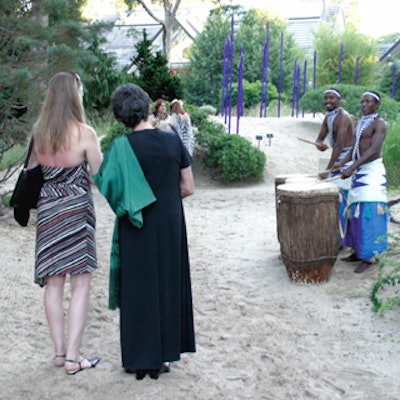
(78, 123, 99, 143)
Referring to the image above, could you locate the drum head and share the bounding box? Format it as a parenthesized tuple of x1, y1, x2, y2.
(277, 181, 339, 195)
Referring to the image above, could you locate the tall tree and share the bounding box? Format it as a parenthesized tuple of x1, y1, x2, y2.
(182, 7, 232, 108)
(0, 0, 110, 181)
(123, 0, 189, 63)
(235, 9, 301, 94)
(314, 24, 378, 87)
(183, 6, 301, 108)
(130, 30, 184, 100)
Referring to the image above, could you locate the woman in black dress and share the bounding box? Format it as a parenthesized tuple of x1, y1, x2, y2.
(95, 84, 195, 380)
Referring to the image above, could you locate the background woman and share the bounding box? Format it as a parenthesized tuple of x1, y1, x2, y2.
(167, 99, 195, 157)
(29, 72, 103, 375)
(148, 98, 170, 130)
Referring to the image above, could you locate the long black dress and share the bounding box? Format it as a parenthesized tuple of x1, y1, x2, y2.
(119, 129, 195, 370)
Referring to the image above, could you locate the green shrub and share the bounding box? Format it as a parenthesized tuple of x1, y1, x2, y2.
(100, 121, 127, 154)
(1, 191, 12, 207)
(196, 119, 266, 183)
(384, 118, 400, 187)
(0, 143, 25, 169)
(195, 119, 226, 148)
(370, 231, 400, 312)
(232, 80, 279, 110)
(184, 104, 208, 127)
(213, 134, 266, 182)
(199, 105, 217, 116)
(300, 84, 400, 120)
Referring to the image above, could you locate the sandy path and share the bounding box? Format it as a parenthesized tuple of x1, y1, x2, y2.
(0, 116, 399, 400)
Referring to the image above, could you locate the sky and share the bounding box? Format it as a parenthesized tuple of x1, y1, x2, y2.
(234, 0, 398, 38)
(84, 0, 399, 39)
(355, 0, 398, 38)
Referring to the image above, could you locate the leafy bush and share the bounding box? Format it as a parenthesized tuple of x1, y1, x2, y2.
(196, 118, 266, 182)
(196, 119, 226, 148)
(383, 118, 400, 187)
(300, 84, 400, 120)
(232, 80, 279, 109)
(184, 104, 208, 127)
(370, 231, 400, 312)
(100, 121, 126, 153)
(199, 105, 217, 116)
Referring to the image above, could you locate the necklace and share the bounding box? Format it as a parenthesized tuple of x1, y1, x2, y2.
(326, 108, 339, 147)
(352, 113, 379, 160)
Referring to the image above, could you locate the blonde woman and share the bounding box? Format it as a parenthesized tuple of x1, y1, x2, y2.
(29, 72, 103, 375)
(167, 99, 195, 157)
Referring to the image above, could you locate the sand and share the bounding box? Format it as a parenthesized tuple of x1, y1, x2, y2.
(1, 115, 399, 400)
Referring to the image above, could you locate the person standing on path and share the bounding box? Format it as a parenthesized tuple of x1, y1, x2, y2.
(315, 88, 355, 243)
(167, 99, 195, 157)
(29, 72, 103, 374)
(333, 90, 389, 273)
(94, 83, 196, 380)
(148, 98, 170, 130)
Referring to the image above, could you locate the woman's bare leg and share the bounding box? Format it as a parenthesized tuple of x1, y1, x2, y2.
(65, 272, 92, 371)
(44, 275, 66, 365)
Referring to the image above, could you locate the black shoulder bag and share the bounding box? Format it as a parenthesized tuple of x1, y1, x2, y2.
(10, 138, 44, 226)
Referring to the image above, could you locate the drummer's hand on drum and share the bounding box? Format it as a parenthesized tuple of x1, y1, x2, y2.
(315, 141, 328, 151)
(319, 171, 329, 180)
(341, 166, 354, 179)
(331, 162, 342, 172)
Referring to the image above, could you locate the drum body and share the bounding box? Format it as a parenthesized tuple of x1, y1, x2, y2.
(274, 174, 319, 242)
(276, 182, 340, 284)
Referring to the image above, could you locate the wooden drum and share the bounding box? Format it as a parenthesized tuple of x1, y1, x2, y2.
(275, 174, 318, 242)
(274, 173, 318, 192)
(276, 182, 340, 284)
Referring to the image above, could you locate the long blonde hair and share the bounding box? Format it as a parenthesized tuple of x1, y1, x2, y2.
(33, 72, 85, 153)
(170, 99, 185, 115)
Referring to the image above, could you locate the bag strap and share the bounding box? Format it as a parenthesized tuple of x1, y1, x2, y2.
(24, 137, 34, 169)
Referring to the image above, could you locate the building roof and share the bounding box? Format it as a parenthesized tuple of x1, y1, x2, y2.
(379, 40, 400, 63)
(101, 6, 210, 70)
(102, 23, 162, 70)
(286, 1, 345, 57)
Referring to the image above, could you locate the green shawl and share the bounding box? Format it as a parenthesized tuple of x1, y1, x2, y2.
(93, 135, 156, 309)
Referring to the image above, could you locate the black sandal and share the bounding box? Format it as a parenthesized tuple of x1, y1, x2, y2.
(65, 357, 101, 375)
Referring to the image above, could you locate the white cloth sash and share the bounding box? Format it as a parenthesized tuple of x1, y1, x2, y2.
(347, 158, 387, 205)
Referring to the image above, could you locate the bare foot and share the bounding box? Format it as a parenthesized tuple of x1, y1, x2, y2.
(354, 259, 378, 273)
(53, 354, 66, 368)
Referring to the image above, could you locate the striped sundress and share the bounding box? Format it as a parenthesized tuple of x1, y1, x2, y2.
(34, 163, 97, 287)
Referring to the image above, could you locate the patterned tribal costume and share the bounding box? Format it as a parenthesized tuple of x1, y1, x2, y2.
(343, 115, 389, 259)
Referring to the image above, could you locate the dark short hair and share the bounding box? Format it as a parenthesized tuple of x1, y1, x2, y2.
(111, 83, 151, 128)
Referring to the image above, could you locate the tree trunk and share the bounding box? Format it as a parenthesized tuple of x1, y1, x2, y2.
(163, 11, 175, 64)
(31, 0, 49, 26)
